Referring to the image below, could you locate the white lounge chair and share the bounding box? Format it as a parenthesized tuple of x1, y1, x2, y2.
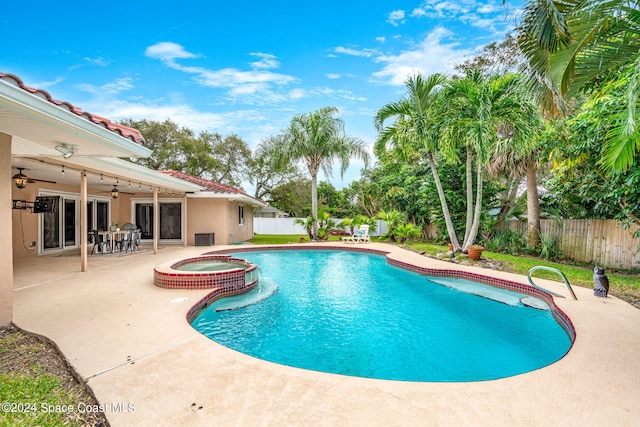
(342, 225, 371, 244)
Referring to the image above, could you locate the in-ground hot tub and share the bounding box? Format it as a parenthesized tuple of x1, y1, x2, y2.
(154, 255, 259, 293)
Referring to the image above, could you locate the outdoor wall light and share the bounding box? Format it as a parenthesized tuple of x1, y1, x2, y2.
(111, 185, 119, 199)
(12, 168, 29, 189)
(54, 143, 78, 159)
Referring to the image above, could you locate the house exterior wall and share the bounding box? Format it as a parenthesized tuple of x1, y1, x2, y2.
(10, 183, 258, 264)
(227, 200, 254, 243)
(12, 179, 122, 260)
(185, 198, 255, 245)
(11, 182, 40, 261)
(1, 133, 13, 325)
(186, 198, 229, 245)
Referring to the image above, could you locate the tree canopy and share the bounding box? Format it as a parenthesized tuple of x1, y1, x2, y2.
(120, 118, 251, 188)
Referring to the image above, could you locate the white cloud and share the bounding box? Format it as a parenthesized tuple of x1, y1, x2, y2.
(376, 36, 386, 43)
(250, 52, 279, 69)
(90, 99, 228, 133)
(411, 0, 471, 18)
(372, 27, 473, 85)
(83, 57, 110, 67)
(411, 8, 427, 18)
(411, 1, 507, 23)
(333, 46, 378, 58)
(145, 42, 199, 61)
(76, 77, 134, 96)
(289, 88, 306, 100)
(32, 76, 65, 89)
(101, 77, 134, 94)
(326, 73, 341, 79)
(387, 10, 406, 26)
(145, 42, 299, 104)
(69, 56, 111, 70)
(312, 87, 368, 102)
(478, 2, 501, 14)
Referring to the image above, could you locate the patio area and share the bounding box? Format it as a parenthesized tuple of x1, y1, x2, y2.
(12, 243, 640, 426)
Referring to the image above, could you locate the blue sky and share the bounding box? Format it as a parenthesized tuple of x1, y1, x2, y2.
(1, 0, 522, 191)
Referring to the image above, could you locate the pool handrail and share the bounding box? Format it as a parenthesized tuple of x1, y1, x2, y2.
(527, 266, 578, 300)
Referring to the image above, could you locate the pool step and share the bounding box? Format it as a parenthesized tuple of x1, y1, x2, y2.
(215, 278, 279, 312)
(426, 277, 549, 310)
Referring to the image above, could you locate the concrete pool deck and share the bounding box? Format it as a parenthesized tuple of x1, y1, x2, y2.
(12, 243, 640, 426)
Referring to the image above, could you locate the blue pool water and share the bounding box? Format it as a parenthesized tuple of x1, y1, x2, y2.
(192, 250, 572, 382)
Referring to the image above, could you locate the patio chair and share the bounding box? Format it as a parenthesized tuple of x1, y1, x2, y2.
(342, 225, 370, 244)
(130, 229, 141, 251)
(114, 231, 133, 253)
(90, 230, 107, 255)
(353, 224, 371, 243)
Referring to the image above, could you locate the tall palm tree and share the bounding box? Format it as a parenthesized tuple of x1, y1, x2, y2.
(374, 74, 463, 251)
(271, 107, 369, 239)
(441, 71, 538, 249)
(517, 0, 640, 172)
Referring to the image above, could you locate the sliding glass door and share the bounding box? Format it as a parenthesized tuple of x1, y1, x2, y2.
(133, 200, 182, 241)
(41, 194, 77, 252)
(87, 200, 110, 231)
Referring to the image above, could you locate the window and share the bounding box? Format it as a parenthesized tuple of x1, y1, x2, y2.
(238, 205, 245, 225)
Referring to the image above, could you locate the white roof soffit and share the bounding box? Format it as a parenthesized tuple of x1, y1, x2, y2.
(1, 78, 151, 159)
(65, 157, 205, 192)
(188, 191, 267, 208)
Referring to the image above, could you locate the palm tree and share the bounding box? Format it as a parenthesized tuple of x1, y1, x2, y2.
(374, 74, 463, 251)
(394, 223, 421, 244)
(440, 71, 538, 249)
(517, 0, 640, 172)
(294, 216, 314, 240)
(377, 209, 406, 242)
(488, 147, 543, 248)
(272, 107, 369, 239)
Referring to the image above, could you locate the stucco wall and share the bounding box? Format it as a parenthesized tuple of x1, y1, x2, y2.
(227, 200, 254, 243)
(185, 198, 255, 245)
(11, 182, 40, 260)
(11, 183, 257, 261)
(1, 133, 13, 325)
(186, 198, 229, 245)
(11, 181, 116, 260)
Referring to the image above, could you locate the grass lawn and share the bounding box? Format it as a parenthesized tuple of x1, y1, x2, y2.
(0, 325, 108, 427)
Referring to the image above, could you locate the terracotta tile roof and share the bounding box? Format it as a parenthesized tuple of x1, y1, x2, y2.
(160, 170, 265, 205)
(0, 72, 145, 145)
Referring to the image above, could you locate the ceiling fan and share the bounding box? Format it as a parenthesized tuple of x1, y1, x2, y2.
(97, 185, 137, 198)
(12, 167, 57, 189)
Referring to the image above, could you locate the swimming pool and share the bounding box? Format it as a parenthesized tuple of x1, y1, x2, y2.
(191, 249, 573, 382)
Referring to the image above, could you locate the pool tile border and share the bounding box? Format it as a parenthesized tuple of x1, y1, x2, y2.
(189, 245, 576, 342)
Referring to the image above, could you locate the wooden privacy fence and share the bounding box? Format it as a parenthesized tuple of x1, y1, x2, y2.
(507, 219, 640, 269)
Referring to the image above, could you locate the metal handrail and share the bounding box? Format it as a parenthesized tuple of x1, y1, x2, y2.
(527, 266, 578, 300)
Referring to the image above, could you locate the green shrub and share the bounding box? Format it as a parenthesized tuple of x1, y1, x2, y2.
(538, 232, 563, 261)
(486, 229, 525, 254)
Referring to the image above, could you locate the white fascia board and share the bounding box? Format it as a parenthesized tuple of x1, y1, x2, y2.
(187, 191, 267, 208)
(0, 79, 151, 158)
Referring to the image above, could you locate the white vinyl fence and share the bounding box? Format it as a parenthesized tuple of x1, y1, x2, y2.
(254, 217, 387, 237)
